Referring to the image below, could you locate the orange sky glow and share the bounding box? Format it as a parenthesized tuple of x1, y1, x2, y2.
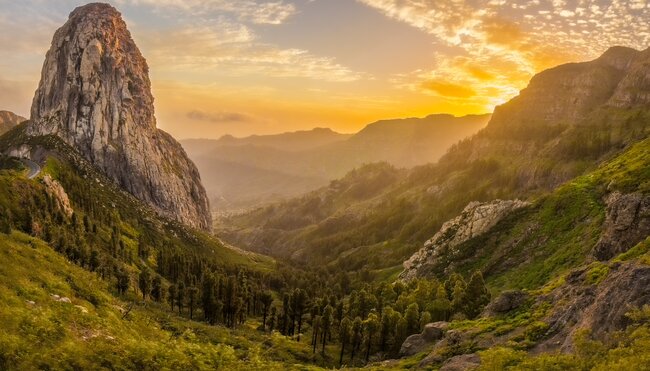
(1, 0, 650, 138)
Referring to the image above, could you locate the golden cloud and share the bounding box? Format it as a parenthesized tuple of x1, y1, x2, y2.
(421, 80, 476, 98)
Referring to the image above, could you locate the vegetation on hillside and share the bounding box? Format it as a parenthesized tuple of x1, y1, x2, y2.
(221, 107, 650, 275)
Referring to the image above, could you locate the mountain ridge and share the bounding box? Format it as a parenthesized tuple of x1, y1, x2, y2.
(184, 113, 490, 210)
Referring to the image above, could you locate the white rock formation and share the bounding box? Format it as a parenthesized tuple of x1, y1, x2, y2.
(400, 199, 529, 281)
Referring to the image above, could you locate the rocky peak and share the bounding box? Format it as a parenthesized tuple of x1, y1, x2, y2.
(488, 45, 650, 129)
(400, 199, 529, 281)
(27, 3, 211, 230)
(596, 46, 639, 71)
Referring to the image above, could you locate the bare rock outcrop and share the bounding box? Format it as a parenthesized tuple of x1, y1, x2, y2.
(536, 262, 650, 353)
(400, 199, 529, 280)
(41, 174, 73, 217)
(593, 192, 650, 261)
(483, 290, 529, 316)
(27, 3, 211, 230)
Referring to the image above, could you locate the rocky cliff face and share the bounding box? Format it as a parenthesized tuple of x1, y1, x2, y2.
(27, 3, 211, 230)
(400, 199, 529, 281)
(593, 192, 650, 261)
(489, 46, 650, 129)
(536, 262, 650, 353)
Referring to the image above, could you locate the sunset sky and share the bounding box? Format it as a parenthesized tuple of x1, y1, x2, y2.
(1, 0, 650, 138)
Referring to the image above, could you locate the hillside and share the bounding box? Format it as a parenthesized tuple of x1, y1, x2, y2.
(185, 114, 489, 211)
(0, 110, 26, 135)
(219, 47, 650, 273)
(1, 123, 648, 369)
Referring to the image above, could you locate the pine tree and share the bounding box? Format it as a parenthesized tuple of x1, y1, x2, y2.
(430, 285, 451, 321)
(463, 271, 491, 318)
(393, 315, 407, 356)
(89, 249, 100, 272)
(268, 306, 277, 332)
(350, 316, 363, 362)
(405, 303, 420, 335)
(201, 273, 216, 323)
(177, 281, 186, 315)
(364, 312, 380, 362)
(151, 275, 163, 302)
(187, 286, 199, 319)
(419, 311, 432, 331)
(451, 281, 466, 317)
(116, 268, 130, 295)
(379, 306, 394, 352)
(321, 305, 334, 354)
(339, 317, 351, 366)
(138, 269, 151, 300)
(168, 284, 177, 311)
(260, 291, 274, 330)
(292, 288, 308, 341)
(311, 315, 321, 354)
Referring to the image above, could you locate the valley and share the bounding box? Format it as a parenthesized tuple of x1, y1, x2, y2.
(182, 114, 490, 212)
(0, 2, 649, 371)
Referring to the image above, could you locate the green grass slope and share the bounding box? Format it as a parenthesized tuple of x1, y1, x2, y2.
(420, 136, 650, 291)
(0, 231, 326, 370)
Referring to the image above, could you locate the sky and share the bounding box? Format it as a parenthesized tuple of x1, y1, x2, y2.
(1, 0, 650, 139)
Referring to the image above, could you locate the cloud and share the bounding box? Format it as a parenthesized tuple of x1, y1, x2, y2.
(187, 109, 252, 123)
(117, 0, 297, 25)
(421, 80, 476, 98)
(357, 0, 650, 110)
(139, 23, 364, 82)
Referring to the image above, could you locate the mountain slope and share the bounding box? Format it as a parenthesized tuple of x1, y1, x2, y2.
(0, 111, 26, 135)
(26, 3, 210, 230)
(403, 136, 649, 289)
(186, 114, 489, 210)
(220, 47, 650, 271)
(386, 138, 650, 368)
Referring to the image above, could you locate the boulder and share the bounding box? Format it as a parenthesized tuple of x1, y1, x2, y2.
(483, 290, 529, 315)
(422, 321, 449, 341)
(399, 322, 449, 357)
(399, 333, 429, 357)
(41, 175, 73, 217)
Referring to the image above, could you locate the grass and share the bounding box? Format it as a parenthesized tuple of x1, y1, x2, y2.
(0, 231, 331, 370)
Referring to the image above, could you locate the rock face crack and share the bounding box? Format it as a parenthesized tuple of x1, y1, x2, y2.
(28, 3, 211, 230)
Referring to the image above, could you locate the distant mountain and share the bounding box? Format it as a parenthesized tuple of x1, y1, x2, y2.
(183, 114, 490, 210)
(0, 111, 26, 135)
(183, 127, 352, 157)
